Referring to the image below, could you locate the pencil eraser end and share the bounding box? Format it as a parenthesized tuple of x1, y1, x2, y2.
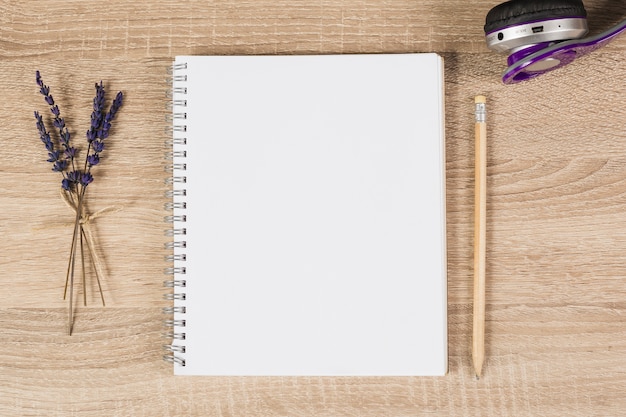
(475, 95, 486, 104)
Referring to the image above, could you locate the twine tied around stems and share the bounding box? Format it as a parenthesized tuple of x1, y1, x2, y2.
(60, 189, 123, 311)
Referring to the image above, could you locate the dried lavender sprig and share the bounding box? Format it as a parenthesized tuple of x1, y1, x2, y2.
(87, 81, 106, 144)
(101, 91, 124, 139)
(34, 71, 82, 330)
(35, 72, 78, 191)
(85, 82, 106, 174)
(36, 71, 76, 169)
(34, 111, 69, 173)
(84, 84, 123, 174)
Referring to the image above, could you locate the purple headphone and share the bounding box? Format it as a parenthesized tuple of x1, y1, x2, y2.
(484, 0, 626, 83)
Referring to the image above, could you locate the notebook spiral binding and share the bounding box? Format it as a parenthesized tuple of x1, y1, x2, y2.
(163, 61, 188, 367)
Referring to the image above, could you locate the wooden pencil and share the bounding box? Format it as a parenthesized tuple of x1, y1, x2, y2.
(473, 95, 487, 379)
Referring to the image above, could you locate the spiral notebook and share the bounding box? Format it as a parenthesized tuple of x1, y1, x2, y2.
(165, 53, 447, 376)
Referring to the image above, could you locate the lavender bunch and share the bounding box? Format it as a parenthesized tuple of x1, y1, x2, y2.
(35, 71, 123, 192)
(33, 71, 123, 334)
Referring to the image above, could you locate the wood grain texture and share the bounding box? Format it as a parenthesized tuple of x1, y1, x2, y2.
(1, 0, 625, 416)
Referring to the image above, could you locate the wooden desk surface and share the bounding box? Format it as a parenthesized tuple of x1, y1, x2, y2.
(1, 1, 625, 415)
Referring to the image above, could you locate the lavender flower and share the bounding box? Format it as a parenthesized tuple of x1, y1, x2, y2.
(92, 140, 105, 153)
(53, 160, 68, 173)
(64, 170, 81, 191)
(34, 111, 54, 152)
(35, 71, 79, 189)
(86, 154, 100, 167)
(34, 71, 123, 192)
(83, 83, 123, 178)
(36, 71, 72, 151)
(61, 178, 72, 191)
(65, 147, 77, 159)
(80, 172, 94, 186)
(102, 91, 124, 139)
(87, 81, 106, 143)
(46, 150, 61, 162)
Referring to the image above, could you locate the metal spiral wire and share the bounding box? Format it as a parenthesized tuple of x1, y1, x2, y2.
(163, 61, 188, 367)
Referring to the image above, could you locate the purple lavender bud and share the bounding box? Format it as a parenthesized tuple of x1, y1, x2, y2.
(106, 92, 123, 123)
(64, 147, 77, 159)
(90, 112, 100, 128)
(53, 160, 68, 172)
(92, 140, 105, 153)
(93, 82, 105, 108)
(51, 105, 60, 117)
(34, 111, 44, 127)
(67, 170, 80, 183)
(110, 92, 123, 116)
(47, 150, 61, 162)
(36, 71, 43, 87)
(45, 95, 54, 105)
(86, 154, 100, 166)
(86, 129, 97, 142)
(61, 129, 71, 144)
(53, 118, 65, 129)
(37, 124, 45, 136)
(61, 178, 72, 191)
(80, 172, 94, 186)
(97, 129, 108, 140)
(40, 85, 50, 96)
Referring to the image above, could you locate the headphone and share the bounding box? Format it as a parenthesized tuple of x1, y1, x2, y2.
(484, 0, 626, 83)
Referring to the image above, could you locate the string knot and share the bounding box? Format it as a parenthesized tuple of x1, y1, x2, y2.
(60, 190, 123, 303)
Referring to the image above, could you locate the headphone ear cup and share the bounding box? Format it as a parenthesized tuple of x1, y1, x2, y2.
(485, 0, 587, 34)
(502, 19, 626, 83)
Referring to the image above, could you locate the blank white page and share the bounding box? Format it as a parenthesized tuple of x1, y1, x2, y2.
(171, 54, 447, 376)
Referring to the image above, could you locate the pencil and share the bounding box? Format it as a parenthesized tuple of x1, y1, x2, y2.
(473, 95, 487, 379)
